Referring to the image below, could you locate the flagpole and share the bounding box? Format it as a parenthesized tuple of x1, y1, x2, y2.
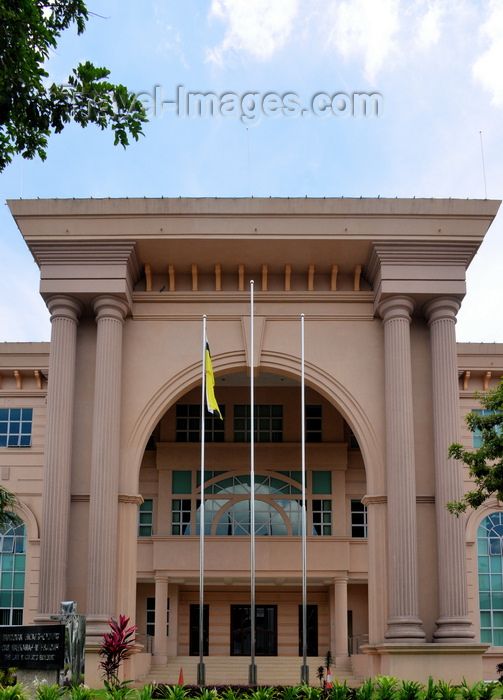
(300, 313, 309, 684)
(249, 280, 257, 685)
(198, 315, 206, 686)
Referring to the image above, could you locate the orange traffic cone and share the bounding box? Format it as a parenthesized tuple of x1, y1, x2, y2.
(326, 669, 333, 689)
(178, 668, 184, 685)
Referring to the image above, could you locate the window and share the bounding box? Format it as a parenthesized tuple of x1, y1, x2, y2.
(138, 499, 153, 537)
(306, 405, 322, 442)
(312, 471, 331, 494)
(351, 499, 367, 537)
(0, 408, 33, 447)
(171, 471, 304, 536)
(478, 512, 503, 645)
(172, 471, 191, 494)
(146, 597, 169, 636)
(175, 404, 225, 442)
(472, 409, 498, 448)
(234, 405, 283, 442)
(312, 499, 332, 536)
(171, 499, 192, 535)
(0, 519, 26, 625)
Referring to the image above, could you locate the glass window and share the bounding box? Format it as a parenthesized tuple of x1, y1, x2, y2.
(138, 499, 153, 537)
(234, 405, 283, 442)
(146, 597, 169, 636)
(0, 408, 33, 447)
(312, 499, 332, 536)
(306, 405, 322, 442)
(478, 512, 503, 645)
(172, 471, 191, 494)
(472, 409, 498, 448)
(0, 519, 26, 625)
(351, 499, 368, 537)
(312, 471, 331, 494)
(175, 404, 225, 443)
(171, 499, 192, 535)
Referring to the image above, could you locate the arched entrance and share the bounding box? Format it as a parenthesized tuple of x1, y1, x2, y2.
(132, 368, 371, 678)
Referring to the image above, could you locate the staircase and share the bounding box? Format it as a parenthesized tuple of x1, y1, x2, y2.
(141, 656, 362, 687)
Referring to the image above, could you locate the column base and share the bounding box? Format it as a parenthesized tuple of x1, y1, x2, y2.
(361, 643, 490, 684)
(433, 617, 476, 643)
(385, 617, 426, 643)
(85, 615, 112, 645)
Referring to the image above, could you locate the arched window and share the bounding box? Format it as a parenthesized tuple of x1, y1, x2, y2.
(199, 473, 302, 536)
(477, 512, 503, 645)
(0, 518, 26, 625)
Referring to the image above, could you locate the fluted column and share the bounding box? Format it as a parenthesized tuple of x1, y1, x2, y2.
(37, 295, 81, 620)
(86, 296, 129, 637)
(334, 575, 349, 663)
(378, 296, 425, 642)
(425, 297, 475, 642)
(154, 576, 169, 663)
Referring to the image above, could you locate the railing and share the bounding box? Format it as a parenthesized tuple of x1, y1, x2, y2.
(348, 633, 369, 655)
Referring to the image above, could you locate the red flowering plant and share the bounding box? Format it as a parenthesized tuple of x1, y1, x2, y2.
(99, 615, 137, 688)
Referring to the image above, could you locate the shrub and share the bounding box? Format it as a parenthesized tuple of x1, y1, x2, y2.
(99, 616, 137, 689)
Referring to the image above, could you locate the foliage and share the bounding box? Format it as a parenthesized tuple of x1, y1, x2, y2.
(327, 681, 349, 700)
(0, 669, 17, 687)
(373, 677, 398, 700)
(66, 687, 94, 700)
(447, 380, 503, 515)
(435, 681, 458, 700)
(0, 683, 28, 700)
(299, 686, 321, 700)
(280, 688, 304, 700)
(33, 682, 65, 700)
(355, 679, 375, 700)
(195, 690, 219, 700)
(0, 0, 147, 171)
(316, 668, 325, 688)
(0, 486, 21, 529)
(156, 687, 190, 700)
(99, 615, 137, 688)
(397, 681, 424, 700)
(249, 689, 277, 700)
(324, 652, 334, 672)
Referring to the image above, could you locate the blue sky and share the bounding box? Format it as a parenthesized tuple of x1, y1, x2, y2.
(1, 0, 503, 343)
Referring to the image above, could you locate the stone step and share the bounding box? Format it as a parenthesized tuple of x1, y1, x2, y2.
(141, 656, 361, 687)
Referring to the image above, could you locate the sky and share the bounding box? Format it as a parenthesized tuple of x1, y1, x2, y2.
(1, 0, 503, 343)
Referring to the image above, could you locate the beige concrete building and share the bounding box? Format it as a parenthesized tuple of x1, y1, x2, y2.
(1, 197, 503, 685)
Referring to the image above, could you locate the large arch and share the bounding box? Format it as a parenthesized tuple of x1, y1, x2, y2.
(124, 348, 383, 494)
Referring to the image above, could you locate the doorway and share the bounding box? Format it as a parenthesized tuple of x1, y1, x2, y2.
(298, 604, 318, 656)
(230, 605, 277, 656)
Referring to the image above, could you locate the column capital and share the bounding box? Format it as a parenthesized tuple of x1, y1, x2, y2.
(377, 295, 415, 323)
(424, 297, 461, 325)
(362, 494, 387, 507)
(154, 574, 170, 583)
(46, 295, 83, 322)
(92, 295, 129, 323)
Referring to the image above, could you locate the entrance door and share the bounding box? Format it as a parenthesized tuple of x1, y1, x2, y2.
(298, 604, 318, 656)
(189, 604, 209, 656)
(231, 605, 277, 656)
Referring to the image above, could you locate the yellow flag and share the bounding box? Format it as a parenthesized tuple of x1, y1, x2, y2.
(205, 340, 222, 419)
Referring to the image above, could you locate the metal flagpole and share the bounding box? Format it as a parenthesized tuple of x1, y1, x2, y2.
(300, 313, 309, 683)
(198, 315, 206, 685)
(249, 280, 257, 684)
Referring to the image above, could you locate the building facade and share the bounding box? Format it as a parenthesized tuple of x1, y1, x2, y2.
(1, 197, 502, 685)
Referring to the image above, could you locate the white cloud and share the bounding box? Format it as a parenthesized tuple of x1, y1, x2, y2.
(472, 0, 503, 106)
(414, 1, 443, 50)
(325, 0, 401, 82)
(206, 0, 299, 65)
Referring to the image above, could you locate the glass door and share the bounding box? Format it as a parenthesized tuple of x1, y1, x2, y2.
(231, 605, 277, 656)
